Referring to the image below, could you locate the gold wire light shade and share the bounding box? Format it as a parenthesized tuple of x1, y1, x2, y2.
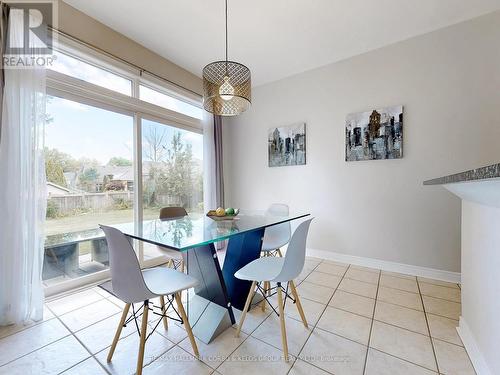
(203, 60, 251, 116)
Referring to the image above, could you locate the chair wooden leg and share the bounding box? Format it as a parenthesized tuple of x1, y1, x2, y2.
(260, 252, 268, 311)
(277, 283, 289, 362)
(159, 296, 168, 330)
(180, 260, 185, 273)
(166, 258, 173, 268)
(174, 292, 199, 357)
(261, 281, 268, 311)
(289, 280, 308, 328)
(277, 248, 283, 257)
(136, 301, 149, 375)
(107, 303, 130, 362)
(236, 281, 257, 337)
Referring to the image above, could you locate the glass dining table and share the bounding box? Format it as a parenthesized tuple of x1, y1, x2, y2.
(111, 210, 309, 344)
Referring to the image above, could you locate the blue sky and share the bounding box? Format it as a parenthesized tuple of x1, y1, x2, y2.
(45, 96, 203, 165)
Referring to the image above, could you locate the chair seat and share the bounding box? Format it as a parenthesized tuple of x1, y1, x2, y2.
(235, 257, 285, 282)
(261, 236, 288, 252)
(156, 246, 183, 260)
(142, 267, 198, 296)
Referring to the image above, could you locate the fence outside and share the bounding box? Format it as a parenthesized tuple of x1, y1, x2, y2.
(47, 191, 201, 216)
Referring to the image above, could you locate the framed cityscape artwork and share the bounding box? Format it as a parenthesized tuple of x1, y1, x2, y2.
(345, 105, 403, 161)
(268, 122, 306, 167)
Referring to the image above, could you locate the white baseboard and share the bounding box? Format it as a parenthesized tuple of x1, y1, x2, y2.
(457, 317, 492, 375)
(306, 248, 461, 283)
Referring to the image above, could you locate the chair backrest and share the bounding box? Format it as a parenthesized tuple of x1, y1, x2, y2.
(263, 203, 291, 249)
(159, 206, 188, 220)
(100, 225, 153, 303)
(273, 218, 314, 282)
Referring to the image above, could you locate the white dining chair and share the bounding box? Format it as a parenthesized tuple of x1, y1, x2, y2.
(235, 218, 313, 361)
(99, 225, 199, 375)
(261, 203, 291, 257)
(158, 206, 187, 271)
(260, 203, 291, 310)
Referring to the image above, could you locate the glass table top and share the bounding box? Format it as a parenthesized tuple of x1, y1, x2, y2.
(112, 211, 310, 251)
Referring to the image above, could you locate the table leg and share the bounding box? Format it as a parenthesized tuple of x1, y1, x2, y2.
(184, 243, 234, 344)
(181, 229, 264, 343)
(222, 228, 265, 310)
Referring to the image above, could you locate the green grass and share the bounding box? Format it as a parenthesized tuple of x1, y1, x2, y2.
(45, 207, 203, 236)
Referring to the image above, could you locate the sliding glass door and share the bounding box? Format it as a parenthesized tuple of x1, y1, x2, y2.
(43, 96, 134, 286)
(43, 38, 204, 294)
(140, 117, 204, 260)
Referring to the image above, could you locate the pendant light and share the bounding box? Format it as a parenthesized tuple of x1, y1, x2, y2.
(202, 0, 251, 116)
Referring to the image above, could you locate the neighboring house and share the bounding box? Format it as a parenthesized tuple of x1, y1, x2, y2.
(63, 171, 78, 190)
(47, 182, 71, 197)
(95, 165, 135, 192)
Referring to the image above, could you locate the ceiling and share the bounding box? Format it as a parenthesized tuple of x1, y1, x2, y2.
(63, 0, 500, 86)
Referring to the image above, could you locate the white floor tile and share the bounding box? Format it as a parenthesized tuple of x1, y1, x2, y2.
(426, 314, 462, 346)
(75, 312, 136, 354)
(143, 345, 213, 374)
(289, 358, 330, 375)
(218, 336, 294, 375)
(252, 314, 311, 355)
(300, 328, 367, 375)
(0, 306, 54, 340)
(345, 268, 380, 284)
(304, 271, 342, 289)
(417, 277, 459, 289)
(329, 290, 375, 318)
(47, 289, 103, 316)
(418, 283, 461, 303)
(60, 357, 108, 375)
(381, 271, 416, 280)
(178, 327, 247, 368)
(0, 318, 69, 366)
(377, 286, 423, 311)
(338, 278, 378, 299)
(365, 348, 437, 375)
(422, 296, 461, 320)
(349, 265, 380, 274)
(0, 336, 89, 375)
(433, 339, 476, 375)
(315, 262, 347, 276)
(95, 332, 174, 375)
(379, 275, 419, 294)
(374, 301, 428, 335)
(317, 307, 372, 345)
(60, 299, 121, 332)
(296, 281, 335, 305)
(232, 305, 272, 335)
(154, 319, 188, 344)
(286, 295, 327, 325)
(370, 321, 436, 371)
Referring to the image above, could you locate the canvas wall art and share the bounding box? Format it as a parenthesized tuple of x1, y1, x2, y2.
(345, 105, 403, 161)
(268, 123, 306, 167)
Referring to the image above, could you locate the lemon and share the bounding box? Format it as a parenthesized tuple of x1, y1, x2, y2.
(216, 207, 226, 217)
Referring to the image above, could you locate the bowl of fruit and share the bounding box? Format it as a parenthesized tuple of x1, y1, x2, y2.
(206, 207, 240, 221)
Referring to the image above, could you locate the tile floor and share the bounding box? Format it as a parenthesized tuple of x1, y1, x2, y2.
(0, 257, 476, 375)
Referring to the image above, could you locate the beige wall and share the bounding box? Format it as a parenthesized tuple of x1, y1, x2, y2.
(223, 11, 500, 272)
(55, 1, 202, 95)
(461, 199, 500, 374)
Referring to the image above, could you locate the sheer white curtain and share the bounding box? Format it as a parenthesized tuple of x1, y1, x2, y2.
(0, 15, 47, 325)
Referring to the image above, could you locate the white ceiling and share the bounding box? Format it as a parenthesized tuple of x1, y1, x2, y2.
(63, 0, 500, 86)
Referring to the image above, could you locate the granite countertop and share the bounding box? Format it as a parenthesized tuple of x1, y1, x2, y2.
(424, 163, 500, 185)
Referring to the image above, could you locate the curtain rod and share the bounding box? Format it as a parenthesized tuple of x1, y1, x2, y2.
(50, 27, 202, 98)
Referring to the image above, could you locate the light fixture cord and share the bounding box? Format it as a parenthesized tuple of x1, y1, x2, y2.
(225, 0, 228, 62)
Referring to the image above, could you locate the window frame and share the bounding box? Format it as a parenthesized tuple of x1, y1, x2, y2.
(44, 34, 204, 297)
